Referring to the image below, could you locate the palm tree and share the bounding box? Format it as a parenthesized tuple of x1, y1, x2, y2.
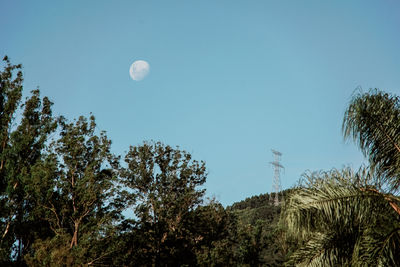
(283, 168, 400, 266)
(282, 89, 400, 266)
(343, 89, 400, 192)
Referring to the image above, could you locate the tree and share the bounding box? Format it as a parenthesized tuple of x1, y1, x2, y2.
(282, 168, 400, 266)
(7, 89, 56, 262)
(118, 141, 210, 265)
(0, 56, 22, 181)
(282, 89, 400, 266)
(343, 89, 400, 192)
(0, 57, 57, 264)
(25, 115, 120, 266)
(228, 192, 290, 266)
(0, 56, 23, 261)
(191, 201, 237, 266)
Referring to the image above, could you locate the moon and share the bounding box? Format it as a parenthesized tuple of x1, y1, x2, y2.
(129, 60, 150, 81)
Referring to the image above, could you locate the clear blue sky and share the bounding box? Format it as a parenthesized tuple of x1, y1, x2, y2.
(2, 1, 400, 206)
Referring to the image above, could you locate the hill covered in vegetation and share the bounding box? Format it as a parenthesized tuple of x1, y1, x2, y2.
(227, 190, 295, 266)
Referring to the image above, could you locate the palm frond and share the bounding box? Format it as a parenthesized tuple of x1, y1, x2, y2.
(288, 232, 354, 267)
(343, 89, 400, 191)
(282, 168, 400, 266)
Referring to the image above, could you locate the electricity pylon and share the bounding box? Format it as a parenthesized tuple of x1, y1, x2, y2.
(270, 149, 284, 206)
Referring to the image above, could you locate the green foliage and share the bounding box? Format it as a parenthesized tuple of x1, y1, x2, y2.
(0, 56, 24, 262)
(230, 193, 272, 211)
(282, 168, 400, 266)
(116, 142, 236, 266)
(25, 115, 119, 265)
(193, 201, 237, 266)
(0, 56, 57, 264)
(230, 194, 289, 266)
(279, 88, 400, 266)
(343, 89, 400, 191)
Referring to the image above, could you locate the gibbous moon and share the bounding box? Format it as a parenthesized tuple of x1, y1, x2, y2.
(129, 60, 150, 81)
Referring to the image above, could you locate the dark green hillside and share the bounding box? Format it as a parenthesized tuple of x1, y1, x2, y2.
(230, 190, 292, 211)
(227, 191, 293, 266)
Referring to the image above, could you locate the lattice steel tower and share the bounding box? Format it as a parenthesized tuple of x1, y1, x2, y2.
(270, 149, 284, 206)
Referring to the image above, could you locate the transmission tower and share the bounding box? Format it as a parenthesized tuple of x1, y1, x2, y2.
(270, 149, 284, 206)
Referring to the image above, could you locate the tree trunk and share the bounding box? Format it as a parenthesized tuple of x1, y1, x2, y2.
(1, 221, 10, 239)
(70, 221, 79, 248)
(0, 138, 7, 170)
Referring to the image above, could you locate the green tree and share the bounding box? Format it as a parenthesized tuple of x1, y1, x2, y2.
(192, 201, 237, 266)
(118, 141, 219, 266)
(282, 168, 400, 266)
(0, 56, 22, 180)
(25, 115, 119, 266)
(0, 57, 23, 261)
(0, 57, 57, 264)
(229, 192, 289, 266)
(282, 89, 400, 266)
(7, 89, 56, 262)
(343, 89, 400, 191)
